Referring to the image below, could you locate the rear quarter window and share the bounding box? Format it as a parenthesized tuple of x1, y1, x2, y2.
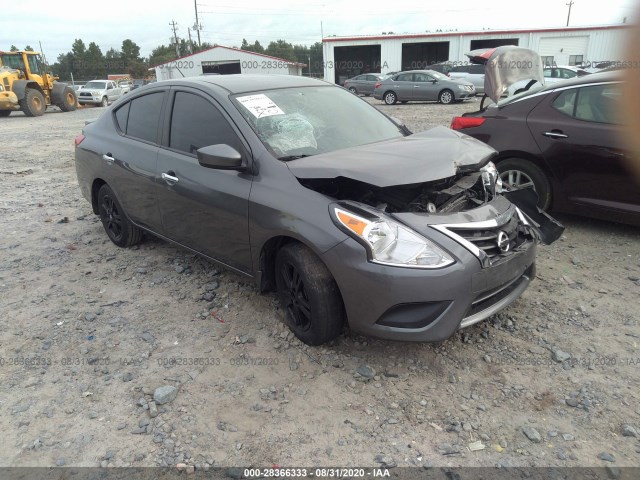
(113, 102, 130, 133)
(125, 92, 164, 143)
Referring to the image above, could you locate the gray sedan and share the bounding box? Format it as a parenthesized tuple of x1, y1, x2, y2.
(343, 73, 388, 96)
(373, 70, 475, 104)
(74, 74, 560, 346)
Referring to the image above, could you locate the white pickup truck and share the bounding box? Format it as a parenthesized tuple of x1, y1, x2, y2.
(77, 80, 122, 107)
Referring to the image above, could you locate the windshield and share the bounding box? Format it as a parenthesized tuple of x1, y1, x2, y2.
(0, 53, 25, 70)
(232, 86, 404, 158)
(84, 81, 107, 89)
(427, 70, 448, 81)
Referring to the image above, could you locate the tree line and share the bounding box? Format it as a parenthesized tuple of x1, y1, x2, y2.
(7, 37, 324, 81)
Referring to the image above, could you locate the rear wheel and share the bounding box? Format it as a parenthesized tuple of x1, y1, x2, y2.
(383, 91, 397, 105)
(275, 243, 344, 345)
(19, 88, 46, 117)
(58, 87, 77, 112)
(97, 184, 143, 247)
(348, 87, 357, 94)
(438, 89, 454, 104)
(0, 110, 11, 117)
(101, 96, 108, 107)
(497, 158, 552, 210)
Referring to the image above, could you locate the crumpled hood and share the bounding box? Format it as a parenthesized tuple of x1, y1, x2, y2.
(287, 126, 497, 187)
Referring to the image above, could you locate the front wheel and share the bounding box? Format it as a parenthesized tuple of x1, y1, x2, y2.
(275, 243, 344, 346)
(438, 89, 454, 104)
(348, 87, 357, 94)
(19, 88, 46, 117)
(497, 158, 552, 210)
(58, 86, 78, 112)
(383, 91, 397, 105)
(101, 96, 108, 107)
(97, 184, 143, 247)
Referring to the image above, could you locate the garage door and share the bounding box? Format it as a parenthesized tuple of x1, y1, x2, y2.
(538, 36, 588, 65)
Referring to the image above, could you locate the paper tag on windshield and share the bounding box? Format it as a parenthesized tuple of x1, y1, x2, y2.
(236, 94, 284, 118)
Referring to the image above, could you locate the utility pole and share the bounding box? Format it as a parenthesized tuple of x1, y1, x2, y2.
(170, 20, 180, 57)
(194, 0, 202, 47)
(187, 28, 194, 54)
(566, 0, 574, 27)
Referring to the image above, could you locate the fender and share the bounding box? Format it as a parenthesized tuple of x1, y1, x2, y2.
(11, 80, 44, 101)
(51, 82, 70, 105)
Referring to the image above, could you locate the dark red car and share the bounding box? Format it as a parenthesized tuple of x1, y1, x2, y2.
(451, 72, 640, 226)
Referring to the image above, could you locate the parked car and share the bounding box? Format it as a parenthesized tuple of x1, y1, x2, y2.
(449, 64, 485, 94)
(118, 80, 133, 95)
(75, 74, 561, 346)
(428, 62, 454, 76)
(344, 73, 388, 96)
(507, 66, 589, 96)
(77, 80, 122, 107)
(450, 72, 639, 226)
(373, 70, 475, 105)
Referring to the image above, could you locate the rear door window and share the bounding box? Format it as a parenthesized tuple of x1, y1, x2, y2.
(396, 73, 413, 82)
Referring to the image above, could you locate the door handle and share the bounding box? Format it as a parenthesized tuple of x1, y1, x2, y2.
(413, 85, 420, 88)
(162, 172, 179, 185)
(543, 131, 568, 139)
(102, 153, 115, 164)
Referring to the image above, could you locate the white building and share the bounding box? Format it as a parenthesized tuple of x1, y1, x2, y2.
(154, 45, 306, 81)
(322, 25, 631, 84)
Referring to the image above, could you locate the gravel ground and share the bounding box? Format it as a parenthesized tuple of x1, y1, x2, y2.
(1, 99, 639, 471)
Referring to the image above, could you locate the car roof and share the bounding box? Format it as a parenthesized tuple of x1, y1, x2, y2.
(163, 74, 331, 94)
(540, 70, 621, 90)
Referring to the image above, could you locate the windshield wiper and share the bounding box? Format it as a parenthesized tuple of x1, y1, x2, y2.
(278, 154, 312, 161)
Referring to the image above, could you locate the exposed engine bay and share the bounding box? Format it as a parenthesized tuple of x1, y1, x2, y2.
(299, 170, 498, 214)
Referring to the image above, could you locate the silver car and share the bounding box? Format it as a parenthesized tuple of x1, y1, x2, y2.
(373, 70, 475, 105)
(449, 64, 485, 94)
(344, 73, 388, 96)
(77, 80, 122, 107)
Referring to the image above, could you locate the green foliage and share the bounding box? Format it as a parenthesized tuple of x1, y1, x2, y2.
(24, 45, 34, 51)
(49, 36, 323, 81)
(265, 39, 296, 62)
(10, 45, 18, 52)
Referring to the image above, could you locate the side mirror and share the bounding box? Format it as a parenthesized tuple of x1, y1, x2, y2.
(431, 79, 438, 84)
(197, 144, 244, 170)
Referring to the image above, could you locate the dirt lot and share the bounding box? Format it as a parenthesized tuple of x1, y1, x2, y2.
(1, 98, 639, 473)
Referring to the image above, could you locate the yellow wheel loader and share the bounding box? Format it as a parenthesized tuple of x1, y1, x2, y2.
(0, 50, 77, 117)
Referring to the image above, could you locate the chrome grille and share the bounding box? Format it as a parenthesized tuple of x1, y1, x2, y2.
(449, 214, 521, 261)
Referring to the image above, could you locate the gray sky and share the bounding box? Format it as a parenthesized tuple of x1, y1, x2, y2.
(1, 0, 636, 61)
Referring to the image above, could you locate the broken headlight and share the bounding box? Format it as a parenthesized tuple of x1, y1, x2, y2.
(480, 161, 503, 193)
(333, 207, 454, 269)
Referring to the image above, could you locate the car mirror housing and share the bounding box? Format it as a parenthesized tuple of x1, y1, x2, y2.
(197, 144, 244, 170)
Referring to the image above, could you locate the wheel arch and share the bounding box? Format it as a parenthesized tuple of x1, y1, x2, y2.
(494, 150, 555, 184)
(90, 178, 108, 214)
(12, 80, 45, 101)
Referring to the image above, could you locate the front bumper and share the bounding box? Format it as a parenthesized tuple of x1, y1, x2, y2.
(321, 207, 537, 342)
(0, 91, 20, 110)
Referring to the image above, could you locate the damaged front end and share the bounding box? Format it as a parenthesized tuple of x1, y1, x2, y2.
(298, 160, 563, 270)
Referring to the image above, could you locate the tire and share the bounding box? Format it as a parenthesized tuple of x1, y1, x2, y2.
(0, 110, 11, 117)
(58, 86, 77, 112)
(497, 158, 552, 210)
(383, 91, 397, 105)
(275, 243, 344, 346)
(97, 184, 143, 247)
(348, 87, 357, 94)
(101, 96, 108, 107)
(438, 89, 454, 104)
(19, 88, 46, 117)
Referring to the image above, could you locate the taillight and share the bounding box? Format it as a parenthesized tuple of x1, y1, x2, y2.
(450, 116, 485, 130)
(374, 82, 381, 89)
(74, 134, 86, 146)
